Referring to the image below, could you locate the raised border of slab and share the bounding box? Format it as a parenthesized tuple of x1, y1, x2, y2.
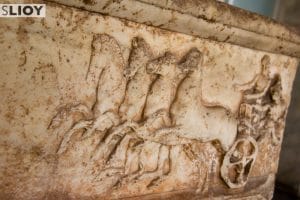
(46, 0, 300, 58)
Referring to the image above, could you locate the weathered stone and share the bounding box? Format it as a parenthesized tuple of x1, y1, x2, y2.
(0, 0, 299, 199)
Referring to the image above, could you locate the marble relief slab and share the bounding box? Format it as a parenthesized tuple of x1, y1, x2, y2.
(0, 2, 298, 200)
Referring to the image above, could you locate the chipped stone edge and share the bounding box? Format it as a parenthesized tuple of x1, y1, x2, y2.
(45, 0, 300, 58)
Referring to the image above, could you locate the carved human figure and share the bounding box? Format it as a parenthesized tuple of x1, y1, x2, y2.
(237, 55, 273, 139)
(239, 55, 273, 100)
(221, 55, 287, 188)
(238, 55, 286, 143)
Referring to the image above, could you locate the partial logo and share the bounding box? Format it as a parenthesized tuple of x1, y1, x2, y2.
(0, 4, 45, 17)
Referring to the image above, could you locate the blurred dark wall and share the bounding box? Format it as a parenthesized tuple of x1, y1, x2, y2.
(275, 0, 300, 198)
(275, 0, 300, 29)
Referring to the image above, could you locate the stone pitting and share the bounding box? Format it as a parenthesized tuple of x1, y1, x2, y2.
(0, 1, 298, 200)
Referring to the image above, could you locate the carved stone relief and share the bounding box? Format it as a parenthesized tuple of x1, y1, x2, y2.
(50, 35, 205, 189)
(220, 55, 288, 188)
(48, 33, 290, 192)
(0, 3, 298, 200)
